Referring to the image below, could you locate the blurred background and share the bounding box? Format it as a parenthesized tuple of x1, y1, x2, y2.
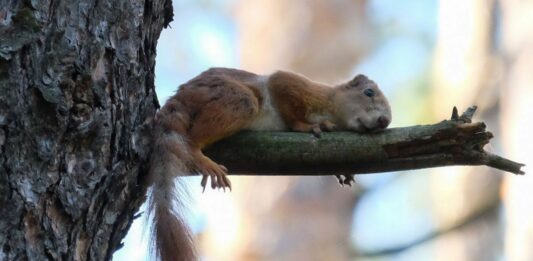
(115, 0, 533, 260)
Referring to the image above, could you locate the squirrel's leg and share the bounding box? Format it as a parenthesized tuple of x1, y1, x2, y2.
(320, 120, 337, 131)
(189, 148, 232, 191)
(291, 121, 322, 137)
(291, 120, 337, 137)
(187, 87, 260, 191)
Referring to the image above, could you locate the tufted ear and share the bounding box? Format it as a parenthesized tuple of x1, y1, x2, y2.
(348, 74, 368, 88)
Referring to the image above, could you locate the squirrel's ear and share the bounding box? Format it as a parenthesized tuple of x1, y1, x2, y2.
(349, 74, 368, 87)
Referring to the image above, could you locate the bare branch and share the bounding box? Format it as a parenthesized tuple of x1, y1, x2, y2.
(204, 106, 525, 176)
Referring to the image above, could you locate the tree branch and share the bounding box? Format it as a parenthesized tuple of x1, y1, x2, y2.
(204, 106, 525, 176)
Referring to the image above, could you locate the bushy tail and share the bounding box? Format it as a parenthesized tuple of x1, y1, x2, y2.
(147, 127, 196, 261)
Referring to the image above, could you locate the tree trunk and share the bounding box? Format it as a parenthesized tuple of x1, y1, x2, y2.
(0, 0, 171, 260)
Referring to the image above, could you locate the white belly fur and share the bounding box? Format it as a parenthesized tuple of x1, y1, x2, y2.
(245, 76, 287, 131)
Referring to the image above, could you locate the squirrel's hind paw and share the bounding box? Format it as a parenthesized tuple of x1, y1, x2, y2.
(199, 162, 232, 192)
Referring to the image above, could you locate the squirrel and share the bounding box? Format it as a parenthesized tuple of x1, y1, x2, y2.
(147, 67, 391, 261)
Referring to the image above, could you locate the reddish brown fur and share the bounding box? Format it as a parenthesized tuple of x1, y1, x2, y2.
(147, 124, 194, 261)
(268, 70, 335, 132)
(148, 67, 391, 261)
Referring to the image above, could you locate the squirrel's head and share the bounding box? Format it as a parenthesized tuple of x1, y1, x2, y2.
(334, 74, 391, 132)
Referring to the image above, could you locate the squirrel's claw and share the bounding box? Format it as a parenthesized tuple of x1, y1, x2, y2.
(221, 173, 232, 192)
(335, 174, 355, 187)
(312, 126, 322, 138)
(210, 172, 217, 190)
(335, 175, 345, 186)
(343, 175, 355, 186)
(201, 175, 209, 192)
(199, 163, 232, 192)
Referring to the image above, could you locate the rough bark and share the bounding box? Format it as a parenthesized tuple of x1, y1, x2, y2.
(0, 0, 170, 260)
(205, 106, 524, 176)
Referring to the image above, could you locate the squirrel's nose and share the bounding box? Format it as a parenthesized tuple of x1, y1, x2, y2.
(377, 116, 390, 129)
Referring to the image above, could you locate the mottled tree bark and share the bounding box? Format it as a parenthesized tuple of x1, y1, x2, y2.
(0, 0, 170, 260)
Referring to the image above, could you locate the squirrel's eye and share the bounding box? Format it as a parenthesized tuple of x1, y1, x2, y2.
(364, 88, 375, 97)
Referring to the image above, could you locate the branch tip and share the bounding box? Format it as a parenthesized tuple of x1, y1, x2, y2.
(459, 105, 477, 123)
(486, 153, 526, 175)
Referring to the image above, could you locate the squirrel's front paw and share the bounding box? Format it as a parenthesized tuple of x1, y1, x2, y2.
(311, 125, 322, 138)
(313, 121, 337, 137)
(335, 174, 355, 187)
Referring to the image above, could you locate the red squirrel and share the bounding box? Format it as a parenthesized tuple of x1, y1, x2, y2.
(147, 67, 391, 261)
